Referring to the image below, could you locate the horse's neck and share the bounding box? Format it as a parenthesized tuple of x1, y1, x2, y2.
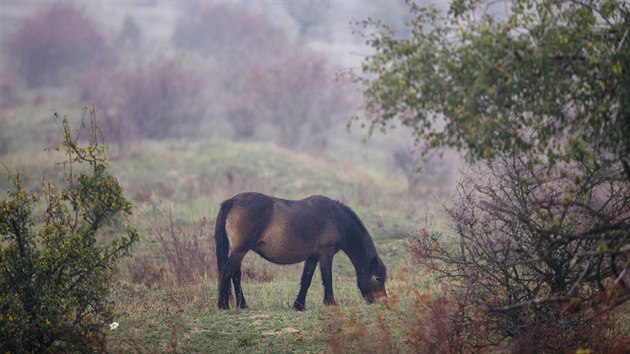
(336, 203, 377, 272)
(343, 227, 376, 274)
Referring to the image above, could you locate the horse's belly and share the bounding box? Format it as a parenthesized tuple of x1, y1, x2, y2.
(252, 238, 313, 265)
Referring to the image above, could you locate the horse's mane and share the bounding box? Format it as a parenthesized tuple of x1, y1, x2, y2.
(332, 200, 378, 262)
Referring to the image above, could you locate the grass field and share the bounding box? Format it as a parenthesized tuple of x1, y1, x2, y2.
(7, 109, 628, 353)
(1, 109, 451, 352)
(100, 138, 445, 353)
(3, 2, 629, 352)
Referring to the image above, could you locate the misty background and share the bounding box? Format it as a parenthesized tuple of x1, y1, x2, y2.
(0, 0, 458, 198)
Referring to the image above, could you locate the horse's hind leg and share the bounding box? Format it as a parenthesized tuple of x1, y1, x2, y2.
(218, 250, 248, 309)
(293, 255, 318, 311)
(232, 263, 247, 309)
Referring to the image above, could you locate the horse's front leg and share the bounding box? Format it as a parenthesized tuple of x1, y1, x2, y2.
(319, 250, 338, 306)
(293, 255, 318, 311)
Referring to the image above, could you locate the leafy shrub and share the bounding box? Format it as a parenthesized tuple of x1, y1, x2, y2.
(3, 4, 114, 87)
(0, 108, 137, 352)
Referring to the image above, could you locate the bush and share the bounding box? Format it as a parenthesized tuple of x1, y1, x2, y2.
(0, 108, 138, 352)
(172, 2, 354, 150)
(222, 43, 354, 150)
(172, 2, 286, 63)
(321, 283, 498, 353)
(147, 205, 215, 286)
(75, 58, 205, 143)
(3, 4, 114, 87)
(409, 150, 630, 351)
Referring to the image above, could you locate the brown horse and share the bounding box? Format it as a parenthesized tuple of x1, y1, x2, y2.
(214, 192, 388, 310)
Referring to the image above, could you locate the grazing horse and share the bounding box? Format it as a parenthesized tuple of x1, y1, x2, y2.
(214, 192, 388, 310)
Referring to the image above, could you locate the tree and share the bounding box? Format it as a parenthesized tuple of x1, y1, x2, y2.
(283, 0, 332, 39)
(357, 0, 630, 349)
(0, 108, 138, 352)
(353, 0, 630, 170)
(357, 0, 630, 295)
(4, 4, 114, 87)
(172, 2, 353, 150)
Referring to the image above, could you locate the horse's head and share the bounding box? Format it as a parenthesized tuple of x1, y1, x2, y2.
(358, 256, 388, 304)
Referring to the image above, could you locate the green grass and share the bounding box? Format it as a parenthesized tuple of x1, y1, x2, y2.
(1, 114, 450, 353)
(107, 274, 438, 353)
(100, 137, 441, 353)
(108, 279, 329, 353)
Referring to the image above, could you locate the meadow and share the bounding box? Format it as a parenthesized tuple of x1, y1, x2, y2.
(0, 96, 451, 353)
(0, 3, 458, 351)
(3, 2, 628, 352)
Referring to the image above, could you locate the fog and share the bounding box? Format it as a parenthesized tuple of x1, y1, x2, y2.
(0, 0, 459, 196)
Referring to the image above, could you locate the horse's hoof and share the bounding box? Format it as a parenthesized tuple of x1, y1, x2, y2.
(293, 302, 306, 311)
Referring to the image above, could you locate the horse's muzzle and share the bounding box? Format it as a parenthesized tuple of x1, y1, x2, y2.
(365, 289, 388, 305)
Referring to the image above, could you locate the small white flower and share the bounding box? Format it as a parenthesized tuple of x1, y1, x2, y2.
(109, 322, 119, 330)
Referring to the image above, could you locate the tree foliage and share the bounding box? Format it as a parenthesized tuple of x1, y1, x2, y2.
(172, 2, 286, 64)
(354, 0, 630, 166)
(0, 108, 138, 352)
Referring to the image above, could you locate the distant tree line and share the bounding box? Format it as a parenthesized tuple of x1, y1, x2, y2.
(1, 2, 355, 153)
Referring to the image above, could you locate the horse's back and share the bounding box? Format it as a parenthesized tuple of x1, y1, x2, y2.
(224, 193, 344, 264)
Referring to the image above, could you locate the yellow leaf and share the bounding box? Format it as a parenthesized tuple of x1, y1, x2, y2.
(612, 61, 622, 76)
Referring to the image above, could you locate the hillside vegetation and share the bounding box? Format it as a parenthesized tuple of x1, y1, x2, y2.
(1, 107, 446, 352)
(2, 1, 628, 352)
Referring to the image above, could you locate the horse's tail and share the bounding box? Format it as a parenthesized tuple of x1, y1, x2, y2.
(214, 199, 233, 292)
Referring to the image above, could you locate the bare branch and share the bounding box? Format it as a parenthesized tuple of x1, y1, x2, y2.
(489, 296, 569, 313)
